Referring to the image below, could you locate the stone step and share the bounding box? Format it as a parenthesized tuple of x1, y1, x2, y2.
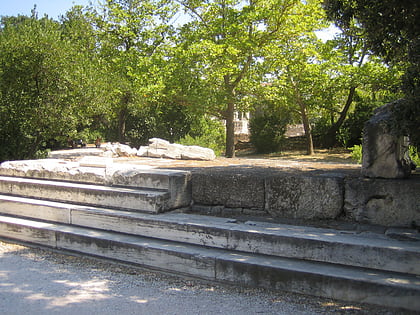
(0, 176, 170, 213)
(0, 159, 191, 192)
(0, 214, 418, 312)
(0, 160, 191, 210)
(1, 195, 419, 276)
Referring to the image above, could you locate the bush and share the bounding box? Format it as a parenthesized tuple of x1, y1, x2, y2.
(125, 102, 194, 148)
(410, 146, 420, 166)
(178, 116, 226, 156)
(249, 113, 288, 154)
(349, 144, 363, 164)
(340, 100, 378, 147)
(76, 129, 104, 144)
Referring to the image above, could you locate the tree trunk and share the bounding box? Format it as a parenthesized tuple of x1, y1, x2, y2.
(223, 74, 237, 158)
(225, 100, 236, 158)
(118, 109, 127, 143)
(118, 92, 131, 144)
(118, 106, 128, 144)
(323, 86, 356, 148)
(291, 77, 314, 155)
(298, 100, 314, 155)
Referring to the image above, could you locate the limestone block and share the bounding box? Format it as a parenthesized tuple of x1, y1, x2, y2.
(361, 101, 415, 178)
(180, 145, 216, 160)
(0, 159, 106, 184)
(103, 143, 138, 157)
(265, 175, 344, 220)
(109, 167, 192, 209)
(79, 156, 113, 168)
(344, 177, 420, 227)
(191, 171, 265, 209)
(137, 138, 216, 161)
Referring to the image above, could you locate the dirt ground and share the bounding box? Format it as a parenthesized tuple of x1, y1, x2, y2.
(115, 146, 362, 176)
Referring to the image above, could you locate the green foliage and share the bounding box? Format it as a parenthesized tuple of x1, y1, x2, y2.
(324, 0, 420, 149)
(76, 129, 104, 144)
(91, 0, 176, 143)
(409, 146, 420, 166)
(339, 95, 379, 147)
(349, 144, 362, 164)
(390, 97, 420, 150)
(249, 112, 289, 154)
(174, 0, 327, 157)
(125, 101, 195, 148)
(0, 0, 412, 163)
(0, 15, 93, 160)
(178, 116, 226, 156)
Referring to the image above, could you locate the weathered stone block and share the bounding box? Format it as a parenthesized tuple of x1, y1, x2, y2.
(265, 175, 344, 220)
(361, 101, 415, 178)
(344, 176, 420, 227)
(103, 142, 138, 157)
(191, 171, 265, 209)
(137, 138, 216, 161)
(0, 159, 106, 184)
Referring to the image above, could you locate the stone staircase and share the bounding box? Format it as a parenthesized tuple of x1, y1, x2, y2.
(0, 159, 419, 312)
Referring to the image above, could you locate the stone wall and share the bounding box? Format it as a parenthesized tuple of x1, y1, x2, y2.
(190, 168, 420, 228)
(344, 177, 420, 227)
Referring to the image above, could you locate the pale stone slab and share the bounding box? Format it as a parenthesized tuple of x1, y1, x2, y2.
(137, 138, 216, 161)
(0, 215, 57, 247)
(0, 195, 71, 224)
(2, 194, 418, 275)
(0, 176, 170, 213)
(78, 156, 113, 168)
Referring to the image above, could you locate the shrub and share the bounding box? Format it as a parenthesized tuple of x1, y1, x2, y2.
(410, 146, 420, 166)
(249, 114, 288, 154)
(341, 100, 378, 147)
(178, 116, 225, 156)
(349, 144, 363, 164)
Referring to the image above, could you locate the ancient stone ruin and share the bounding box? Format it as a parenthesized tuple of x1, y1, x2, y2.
(361, 101, 416, 179)
(137, 138, 216, 161)
(48, 138, 216, 161)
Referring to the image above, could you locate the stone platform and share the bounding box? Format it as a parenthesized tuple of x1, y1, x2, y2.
(111, 155, 419, 228)
(0, 157, 419, 311)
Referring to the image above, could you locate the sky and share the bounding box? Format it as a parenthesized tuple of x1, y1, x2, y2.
(0, 0, 93, 19)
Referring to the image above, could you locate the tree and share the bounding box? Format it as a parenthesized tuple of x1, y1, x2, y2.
(60, 6, 112, 140)
(91, 0, 176, 143)
(320, 19, 368, 147)
(0, 13, 98, 161)
(323, 0, 420, 148)
(174, 0, 325, 157)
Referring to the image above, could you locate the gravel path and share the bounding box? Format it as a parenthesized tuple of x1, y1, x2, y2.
(0, 241, 411, 315)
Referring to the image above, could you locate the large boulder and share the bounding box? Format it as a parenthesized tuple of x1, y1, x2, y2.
(361, 101, 416, 178)
(137, 138, 216, 161)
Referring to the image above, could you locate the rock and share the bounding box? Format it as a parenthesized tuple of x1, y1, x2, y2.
(361, 101, 416, 178)
(137, 138, 216, 161)
(103, 143, 138, 157)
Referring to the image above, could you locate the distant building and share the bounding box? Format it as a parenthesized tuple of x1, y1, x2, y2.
(234, 111, 250, 142)
(232, 111, 304, 142)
